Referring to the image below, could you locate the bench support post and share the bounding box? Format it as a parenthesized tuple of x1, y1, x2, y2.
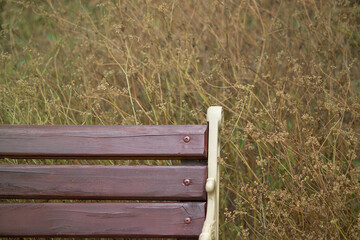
(200, 106, 222, 240)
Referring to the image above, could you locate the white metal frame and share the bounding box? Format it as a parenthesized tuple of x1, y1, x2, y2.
(199, 106, 222, 240)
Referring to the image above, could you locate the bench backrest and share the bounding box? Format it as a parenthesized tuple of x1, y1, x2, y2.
(0, 106, 222, 239)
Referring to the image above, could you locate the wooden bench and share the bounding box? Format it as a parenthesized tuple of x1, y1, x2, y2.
(0, 106, 222, 240)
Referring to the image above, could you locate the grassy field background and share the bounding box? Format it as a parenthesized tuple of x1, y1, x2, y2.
(1, 0, 360, 239)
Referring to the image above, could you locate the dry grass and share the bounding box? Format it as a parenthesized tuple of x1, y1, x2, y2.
(1, 0, 360, 239)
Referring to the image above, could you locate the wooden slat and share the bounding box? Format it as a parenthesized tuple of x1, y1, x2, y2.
(0, 202, 205, 238)
(0, 125, 208, 159)
(0, 165, 207, 200)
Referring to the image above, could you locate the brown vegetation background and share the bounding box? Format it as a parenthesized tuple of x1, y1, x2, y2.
(0, 0, 360, 239)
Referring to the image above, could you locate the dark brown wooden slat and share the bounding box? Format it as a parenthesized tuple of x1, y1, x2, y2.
(0, 125, 208, 159)
(0, 202, 205, 238)
(0, 165, 207, 200)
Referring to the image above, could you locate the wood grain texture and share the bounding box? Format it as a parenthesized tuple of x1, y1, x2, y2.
(0, 125, 208, 159)
(0, 165, 207, 200)
(0, 202, 206, 238)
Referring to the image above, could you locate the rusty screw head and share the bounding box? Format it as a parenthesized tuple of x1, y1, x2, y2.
(183, 178, 191, 186)
(184, 217, 192, 224)
(183, 136, 191, 143)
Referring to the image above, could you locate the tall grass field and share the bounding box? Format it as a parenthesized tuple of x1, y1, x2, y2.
(0, 0, 360, 239)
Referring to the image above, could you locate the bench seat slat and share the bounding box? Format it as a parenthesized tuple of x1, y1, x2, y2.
(0, 202, 205, 238)
(0, 125, 208, 159)
(0, 165, 207, 200)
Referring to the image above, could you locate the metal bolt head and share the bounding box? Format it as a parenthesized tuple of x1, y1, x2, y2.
(184, 217, 192, 224)
(183, 178, 191, 186)
(183, 136, 191, 143)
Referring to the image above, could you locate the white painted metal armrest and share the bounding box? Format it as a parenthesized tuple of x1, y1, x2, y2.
(200, 106, 222, 240)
